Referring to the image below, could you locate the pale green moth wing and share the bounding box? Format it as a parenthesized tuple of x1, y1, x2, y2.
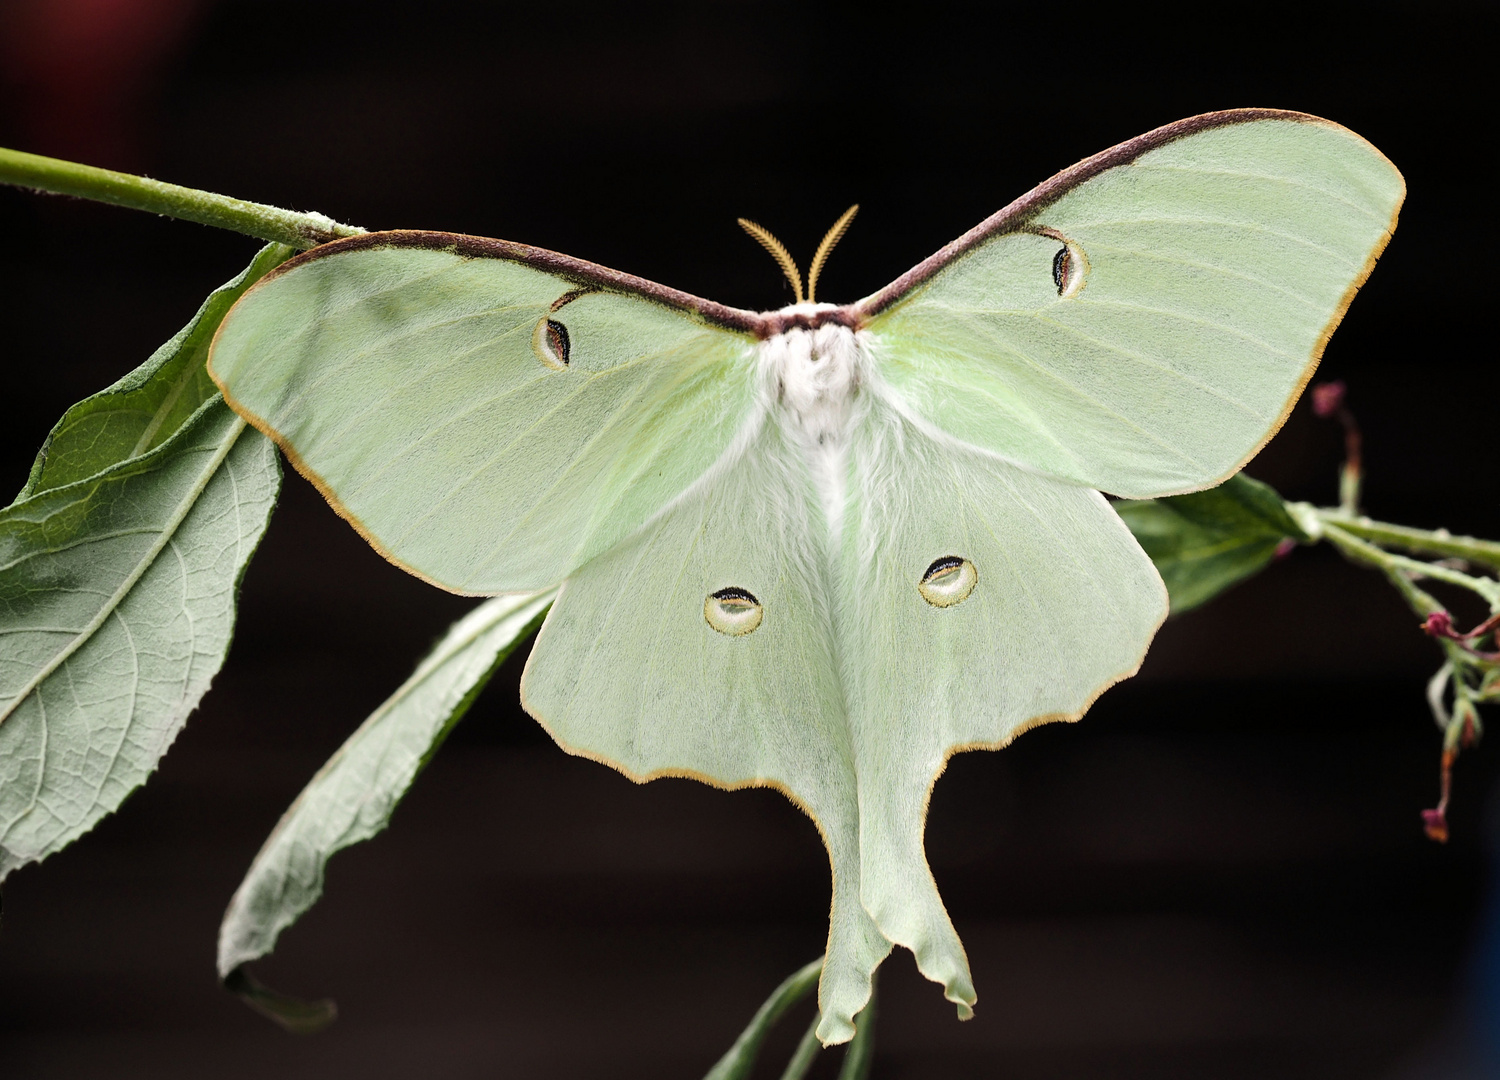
(207, 233, 764, 593)
(520, 415, 892, 1045)
(858, 110, 1405, 498)
(520, 399, 1166, 1043)
(839, 401, 1166, 1020)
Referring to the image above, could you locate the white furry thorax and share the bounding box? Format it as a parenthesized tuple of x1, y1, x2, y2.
(757, 305, 864, 450)
(756, 304, 869, 535)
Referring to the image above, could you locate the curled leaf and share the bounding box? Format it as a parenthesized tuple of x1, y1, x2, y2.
(217, 590, 554, 983)
(223, 967, 337, 1035)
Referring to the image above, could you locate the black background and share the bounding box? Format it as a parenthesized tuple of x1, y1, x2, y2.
(1, 2, 1497, 1077)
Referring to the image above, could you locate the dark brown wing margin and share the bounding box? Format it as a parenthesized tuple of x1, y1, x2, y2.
(256, 228, 772, 336)
(850, 108, 1324, 321)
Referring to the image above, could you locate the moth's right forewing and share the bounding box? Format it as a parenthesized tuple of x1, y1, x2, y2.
(861, 112, 1404, 498)
(209, 237, 760, 594)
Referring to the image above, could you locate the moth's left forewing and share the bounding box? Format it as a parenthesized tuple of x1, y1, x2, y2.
(209, 234, 766, 594)
(857, 111, 1404, 498)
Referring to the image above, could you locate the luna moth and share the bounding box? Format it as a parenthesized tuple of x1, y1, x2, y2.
(205, 109, 1403, 1044)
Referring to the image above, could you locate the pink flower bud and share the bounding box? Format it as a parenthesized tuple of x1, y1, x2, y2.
(1422, 807, 1449, 843)
(1423, 612, 1455, 638)
(1311, 380, 1346, 418)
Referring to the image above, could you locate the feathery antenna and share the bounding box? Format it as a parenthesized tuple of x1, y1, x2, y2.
(806, 204, 858, 304)
(737, 217, 804, 304)
(738, 206, 862, 306)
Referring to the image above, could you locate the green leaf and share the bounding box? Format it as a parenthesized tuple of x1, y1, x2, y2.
(17, 242, 295, 499)
(777, 1017, 823, 1080)
(0, 405, 279, 875)
(1115, 472, 1307, 615)
(216, 589, 554, 980)
(0, 245, 293, 878)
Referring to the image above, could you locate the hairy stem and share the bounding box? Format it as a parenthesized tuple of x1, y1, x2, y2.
(1313, 510, 1500, 572)
(0, 146, 363, 249)
(1321, 525, 1498, 687)
(1320, 522, 1500, 607)
(1321, 523, 1437, 614)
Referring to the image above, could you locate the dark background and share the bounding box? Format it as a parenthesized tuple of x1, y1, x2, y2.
(1, 1, 1497, 1077)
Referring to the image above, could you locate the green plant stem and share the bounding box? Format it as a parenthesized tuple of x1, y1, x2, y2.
(1320, 522, 1500, 694)
(1338, 463, 1360, 517)
(1322, 523, 1451, 613)
(703, 958, 823, 1080)
(1320, 521, 1500, 608)
(0, 146, 363, 249)
(837, 993, 877, 1080)
(1311, 509, 1500, 572)
(776, 1016, 823, 1080)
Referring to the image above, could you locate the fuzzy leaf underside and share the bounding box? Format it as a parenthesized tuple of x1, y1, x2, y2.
(0, 244, 291, 877)
(217, 590, 554, 977)
(0, 403, 279, 875)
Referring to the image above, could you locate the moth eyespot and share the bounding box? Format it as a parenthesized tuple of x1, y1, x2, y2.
(918, 556, 977, 608)
(1051, 241, 1087, 298)
(705, 587, 763, 635)
(532, 317, 571, 369)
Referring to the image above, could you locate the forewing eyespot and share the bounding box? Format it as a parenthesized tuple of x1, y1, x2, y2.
(532, 317, 571, 369)
(1051, 241, 1087, 298)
